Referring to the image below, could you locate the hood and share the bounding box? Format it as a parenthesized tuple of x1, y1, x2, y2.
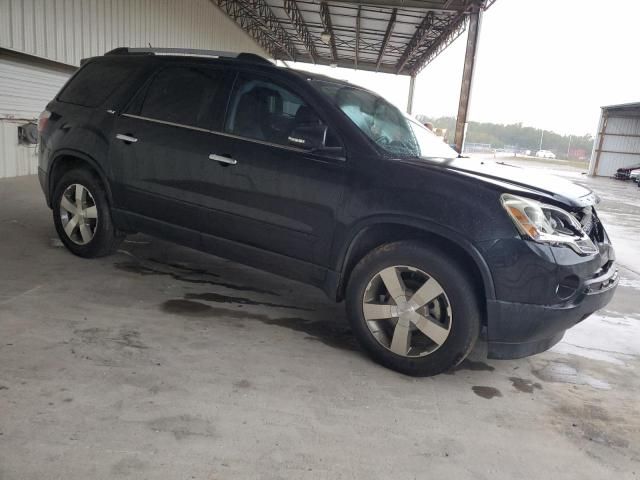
(403, 157, 597, 209)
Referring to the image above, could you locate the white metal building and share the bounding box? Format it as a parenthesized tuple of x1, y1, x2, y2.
(589, 102, 640, 177)
(0, 0, 266, 178)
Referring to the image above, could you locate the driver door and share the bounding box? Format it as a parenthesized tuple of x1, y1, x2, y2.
(199, 71, 348, 268)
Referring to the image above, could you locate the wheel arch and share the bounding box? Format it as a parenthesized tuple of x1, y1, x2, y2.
(47, 149, 112, 208)
(332, 217, 496, 316)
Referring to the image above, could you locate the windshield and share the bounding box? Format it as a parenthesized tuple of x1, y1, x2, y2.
(312, 80, 458, 160)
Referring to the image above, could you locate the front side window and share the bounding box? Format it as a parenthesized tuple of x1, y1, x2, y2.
(226, 75, 339, 149)
(139, 66, 224, 129)
(313, 80, 457, 159)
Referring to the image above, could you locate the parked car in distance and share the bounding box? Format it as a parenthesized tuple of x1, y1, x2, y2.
(38, 48, 618, 376)
(536, 149, 556, 159)
(613, 163, 640, 181)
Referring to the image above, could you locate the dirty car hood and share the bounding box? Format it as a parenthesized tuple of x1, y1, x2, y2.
(411, 157, 598, 208)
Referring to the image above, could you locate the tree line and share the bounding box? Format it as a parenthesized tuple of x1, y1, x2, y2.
(416, 116, 594, 157)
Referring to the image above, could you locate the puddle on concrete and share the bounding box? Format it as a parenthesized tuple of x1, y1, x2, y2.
(185, 292, 313, 312)
(446, 359, 495, 374)
(162, 299, 213, 316)
(161, 300, 356, 351)
(472, 386, 502, 399)
(508, 377, 542, 393)
(149, 258, 219, 276)
(114, 261, 281, 296)
(533, 361, 611, 390)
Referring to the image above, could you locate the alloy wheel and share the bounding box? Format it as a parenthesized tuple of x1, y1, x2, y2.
(362, 265, 452, 357)
(59, 183, 98, 245)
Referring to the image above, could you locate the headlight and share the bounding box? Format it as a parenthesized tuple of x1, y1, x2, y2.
(500, 194, 598, 255)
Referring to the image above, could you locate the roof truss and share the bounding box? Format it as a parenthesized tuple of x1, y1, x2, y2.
(212, 0, 495, 75)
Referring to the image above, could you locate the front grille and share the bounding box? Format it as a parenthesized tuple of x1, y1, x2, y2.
(575, 207, 605, 243)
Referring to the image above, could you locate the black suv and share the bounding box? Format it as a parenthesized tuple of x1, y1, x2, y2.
(38, 48, 618, 376)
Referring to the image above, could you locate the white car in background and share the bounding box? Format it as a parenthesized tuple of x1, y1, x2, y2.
(630, 168, 640, 182)
(536, 149, 556, 159)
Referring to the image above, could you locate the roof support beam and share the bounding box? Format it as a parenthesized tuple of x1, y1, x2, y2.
(406, 74, 416, 114)
(320, 1, 338, 62)
(454, 5, 482, 154)
(376, 8, 397, 70)
(331, 0, 461, 11)
(395, 11, 434, 74)
(355, 6, 361, 69)
(214, 0, 297, 61)
(283, 0, 318, 63)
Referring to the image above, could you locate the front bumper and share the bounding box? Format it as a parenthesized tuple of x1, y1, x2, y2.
(486, 260, 618, 359)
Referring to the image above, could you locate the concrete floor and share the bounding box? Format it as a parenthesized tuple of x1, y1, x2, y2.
(0, 166, 639, 480)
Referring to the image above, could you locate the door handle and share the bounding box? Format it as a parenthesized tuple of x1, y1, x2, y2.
(116, 133, 138, 143)
(209, 153, 237, 165)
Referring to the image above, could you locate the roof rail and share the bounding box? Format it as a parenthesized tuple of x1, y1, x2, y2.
(104, 47, 272, 65)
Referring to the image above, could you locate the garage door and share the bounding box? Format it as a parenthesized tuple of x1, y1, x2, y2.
(0, 50, 75, 178)
(0, 50, 74, 119)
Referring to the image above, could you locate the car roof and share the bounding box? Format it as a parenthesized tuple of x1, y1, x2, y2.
(94, 48, 358, 90)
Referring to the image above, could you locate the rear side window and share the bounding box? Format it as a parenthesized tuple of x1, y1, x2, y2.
(58, 61, 131, 107)
(138, 66, 224, 130)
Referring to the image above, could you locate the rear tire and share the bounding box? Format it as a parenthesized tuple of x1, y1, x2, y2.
(346, 241, 481, 377)
(52, 168, 124, 258)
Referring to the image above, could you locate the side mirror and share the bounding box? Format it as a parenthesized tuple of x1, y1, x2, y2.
(288, 124, 328, 150)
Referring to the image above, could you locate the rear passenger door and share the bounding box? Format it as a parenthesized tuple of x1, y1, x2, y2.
(110, 64, 231, 235)
(200, 71, 348, 267)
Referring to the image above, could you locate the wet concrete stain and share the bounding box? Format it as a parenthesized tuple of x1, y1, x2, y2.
(161, 299, 357, 351)
(111, 329, 148, 349)
(234, 379, 251, 389)
(532, 361, 611, 390)
(111, 456, 147, 476)
(147, 414, 215, 440)
(472, 386, 502, 399)
(185, 291, 313, 312)
(509, 377, 542, 393)
(72, 327, 148, 350)
(446, 359, 495, 374)
(149, 258, 219, 276)
(114, 261, 281, 296)
(162, 299, 213, 316)
(555, 403, 630, 450)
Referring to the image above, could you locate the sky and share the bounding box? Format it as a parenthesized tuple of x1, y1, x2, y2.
(287, 0, 640, 136)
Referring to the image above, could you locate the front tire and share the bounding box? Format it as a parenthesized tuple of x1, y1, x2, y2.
(52, 168, 123, 258)
(346, 241, 481, 377)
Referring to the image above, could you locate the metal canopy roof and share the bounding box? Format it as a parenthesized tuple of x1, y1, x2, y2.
(601, 102, 640, 116)
(213, 0, 495, 76)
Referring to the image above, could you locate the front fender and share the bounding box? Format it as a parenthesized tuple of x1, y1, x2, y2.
(330, 214, 496, 301)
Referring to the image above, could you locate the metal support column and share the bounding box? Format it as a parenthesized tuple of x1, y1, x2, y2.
(454, 5, 482, 154)
(407, 74, 416, 114)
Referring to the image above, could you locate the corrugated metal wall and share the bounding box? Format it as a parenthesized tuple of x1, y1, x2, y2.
(0, 0, 266, 67)
(590, 110, 640, 176)
(0, 119, 39, 177)
(0, 0, 266, 178)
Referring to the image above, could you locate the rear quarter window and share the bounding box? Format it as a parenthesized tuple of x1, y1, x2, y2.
(58, 61, 132, 107)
